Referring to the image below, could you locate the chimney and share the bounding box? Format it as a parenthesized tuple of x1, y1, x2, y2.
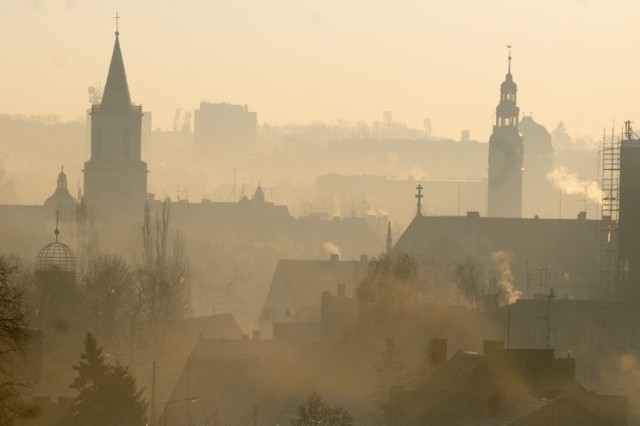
(577, 211, 586, 221)
(429, 338, 447, 366)
(483, 340, 505, 354)
(337, 282, 346, 298)
(330, 253, 339, 263)
(252, 330, 260, 340)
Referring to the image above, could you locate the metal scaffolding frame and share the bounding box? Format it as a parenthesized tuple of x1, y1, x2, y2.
(600, 129, 620, 297)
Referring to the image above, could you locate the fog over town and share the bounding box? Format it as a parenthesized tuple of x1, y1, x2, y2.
(0, 1, 638, 425)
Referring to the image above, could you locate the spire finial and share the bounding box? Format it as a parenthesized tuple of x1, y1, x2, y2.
(54, 210, 60, 243)
(61, 165, 64, 173)
(507, 44, 512, 74)
(114, 11, 120, 37)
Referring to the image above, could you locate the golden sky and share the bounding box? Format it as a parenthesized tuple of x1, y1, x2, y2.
(1, 0, 639, 141)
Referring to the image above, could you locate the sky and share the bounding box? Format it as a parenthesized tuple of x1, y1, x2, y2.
(1, 0, 640, 141)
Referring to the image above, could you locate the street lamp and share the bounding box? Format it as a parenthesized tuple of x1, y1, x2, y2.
(160, 396, 198, 426)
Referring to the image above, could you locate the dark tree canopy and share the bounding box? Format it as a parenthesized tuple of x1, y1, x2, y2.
(68, 333, 147, 426)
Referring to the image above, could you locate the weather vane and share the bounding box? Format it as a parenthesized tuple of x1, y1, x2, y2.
(115, 12, 120, 37)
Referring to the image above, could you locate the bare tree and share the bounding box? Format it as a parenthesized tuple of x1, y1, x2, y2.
(290, 391, 353, 426)
(356, 253, 423, 312)
(454, 255, 508, 312)
(82, 253, 134, 347)
(372, 338, 406, 404)
(0, 255, 35, 424)
(135, 200, 190, 355)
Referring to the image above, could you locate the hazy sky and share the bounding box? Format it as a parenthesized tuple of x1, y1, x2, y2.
(1, 0, 639, 141)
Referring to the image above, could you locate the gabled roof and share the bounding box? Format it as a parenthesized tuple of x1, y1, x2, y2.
(100, 36, 132, 112)
(468, 397, 553, 426)
(394, 214, 601, 297)
(260, 257, 364, 323)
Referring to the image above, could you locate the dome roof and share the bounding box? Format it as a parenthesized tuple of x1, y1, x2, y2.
(500, 73, 517, 92)
(36, 242, 76, 273)
(253, 184, 265, 203)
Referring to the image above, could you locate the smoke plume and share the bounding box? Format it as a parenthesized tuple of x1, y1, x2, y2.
(547, 166, 602, 205)
(491, 251, 522, 304)
(323, 242, 341, 257)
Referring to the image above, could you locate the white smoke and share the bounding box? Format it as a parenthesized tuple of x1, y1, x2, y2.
(409, 166, 428, 180)
(547, 166, 603, 205)
(491, 251, 522, 304)
(361, 196, 388, 217)
(323, 242, 341, 257)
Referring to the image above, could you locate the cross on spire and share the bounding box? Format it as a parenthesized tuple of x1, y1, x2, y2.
(54, 210, 60, 242)
(115, 12, 120, 37)
(507, 44, 512, 74)
(415, 184, 424, 216)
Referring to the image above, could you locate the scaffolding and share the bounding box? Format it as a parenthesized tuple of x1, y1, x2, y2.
(600, 129, 620, 297)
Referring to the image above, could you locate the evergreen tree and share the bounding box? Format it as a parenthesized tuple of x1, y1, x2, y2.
(68, 333, 147, 426)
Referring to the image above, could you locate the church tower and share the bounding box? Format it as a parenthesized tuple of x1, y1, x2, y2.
(487, 48, 524, 218)
(83, 22, 147, 217)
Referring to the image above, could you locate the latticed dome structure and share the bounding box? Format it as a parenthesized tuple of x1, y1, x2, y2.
(36, 241, 76, 273)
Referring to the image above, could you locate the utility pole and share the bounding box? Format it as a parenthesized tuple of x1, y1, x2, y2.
(151, 361, 157, 426)
(545, 288, 556, 349)
(252, 404, 258, 426)
(506, 306, 511, 349)
(524, 260, 529, 299)
(186, 357, 191, 425)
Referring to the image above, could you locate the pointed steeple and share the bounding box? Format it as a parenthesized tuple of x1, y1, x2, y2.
(386, 221, 393, 254)
(496, 46, 519, 129)
(101, 25, 132, 112)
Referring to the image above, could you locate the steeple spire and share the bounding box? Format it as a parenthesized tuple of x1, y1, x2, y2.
(507, 45, 512, 74)
(386, 220, 393, 254)
(101, 14, 132, 112)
